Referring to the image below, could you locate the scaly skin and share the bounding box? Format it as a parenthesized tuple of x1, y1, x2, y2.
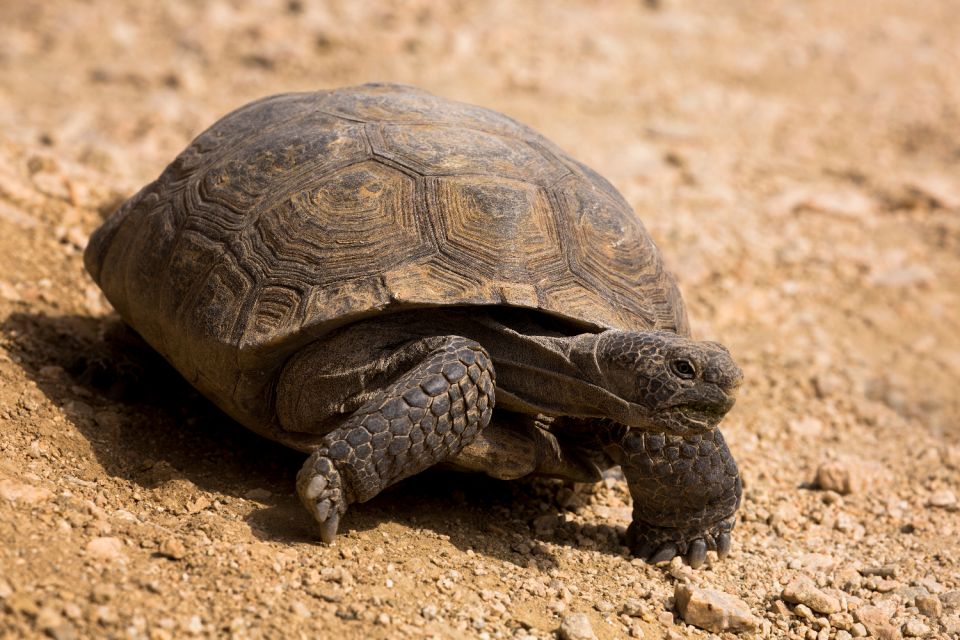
(605, 425, 741, 568)
(296, 336, 495, 542)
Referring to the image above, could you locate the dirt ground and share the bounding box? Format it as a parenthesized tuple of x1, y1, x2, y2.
(1, 1, 959, 638)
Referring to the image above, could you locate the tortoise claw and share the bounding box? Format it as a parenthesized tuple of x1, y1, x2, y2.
(649, 543, 678, 565)
(297, 452, 346, 544)
(716, 532, 731, 559)
(636, 541, 657, 560)
(318, 510, 340, 544)
(686, 539, 707, 568)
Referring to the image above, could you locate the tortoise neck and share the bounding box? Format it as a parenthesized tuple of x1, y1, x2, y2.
(465, 317, 637, 423)
(370, 309, 647, 423)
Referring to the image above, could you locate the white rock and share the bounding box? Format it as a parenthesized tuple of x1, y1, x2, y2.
(674, 584, 758, 633)
(86, 536, 126, 561)
(782, 575, 841, 614)
(558, 613, 597, 640)
(0, 479, 53, 505)
(901, 619, 930, 637)
(927, 490, 957, 509)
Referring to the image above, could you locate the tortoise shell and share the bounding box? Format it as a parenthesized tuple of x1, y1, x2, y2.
(85, 83, 688, 428)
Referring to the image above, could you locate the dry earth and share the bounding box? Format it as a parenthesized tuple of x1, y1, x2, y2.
(1, 1, 959, 639)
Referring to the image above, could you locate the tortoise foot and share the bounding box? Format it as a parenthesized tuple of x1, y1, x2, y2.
(627, 516, 735, 569)
(296, 453, 346, 543)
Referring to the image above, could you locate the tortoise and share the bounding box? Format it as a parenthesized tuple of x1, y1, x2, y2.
(84, 83, 743, 568)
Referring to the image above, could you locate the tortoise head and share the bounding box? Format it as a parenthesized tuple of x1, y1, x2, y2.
(593, 330, 742, 434)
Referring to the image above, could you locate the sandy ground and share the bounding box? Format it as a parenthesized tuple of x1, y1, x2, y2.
(1, 1, 959, 638)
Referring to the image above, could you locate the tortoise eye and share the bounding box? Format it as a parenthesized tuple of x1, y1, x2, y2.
(671, 359, 696, 379)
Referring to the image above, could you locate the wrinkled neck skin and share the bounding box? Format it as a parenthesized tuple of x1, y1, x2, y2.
(489, 330, 652, 425)
(347, 309, 669, 429)
(447, 314, 654, 427)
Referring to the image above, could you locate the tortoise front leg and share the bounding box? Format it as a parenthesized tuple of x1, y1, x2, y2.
(605, 428, 742, 568)
(294, 336, 495, 542)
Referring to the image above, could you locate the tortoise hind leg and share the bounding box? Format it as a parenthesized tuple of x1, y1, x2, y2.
(294, 336, 495, 542)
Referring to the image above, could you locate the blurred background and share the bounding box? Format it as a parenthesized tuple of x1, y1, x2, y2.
(0, 1, 958, 639)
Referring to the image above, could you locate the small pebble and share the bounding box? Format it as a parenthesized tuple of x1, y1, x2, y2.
(927, 490, 957, 509)
(901, 619, 930, 637)
(782, 575, 842, 614)
(815, 460, 865, 495)
(85, 536, 125, 561)
(855, 606, 900, 640)
(915, 594, 941, 619)
(0, 479, 53, 505)
(621, 598, 646, 617)
(559, 613, 597, 640)
(158, 537, 187, 560)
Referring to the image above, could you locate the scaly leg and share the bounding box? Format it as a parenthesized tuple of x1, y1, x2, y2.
(605, 427, 742, 568)
(295, 336, 495, 541)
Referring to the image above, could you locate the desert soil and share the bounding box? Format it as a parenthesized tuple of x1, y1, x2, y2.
(1, 1, 959, 639)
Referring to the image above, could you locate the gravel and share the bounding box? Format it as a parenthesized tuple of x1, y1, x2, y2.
(0, 1, 958, 639)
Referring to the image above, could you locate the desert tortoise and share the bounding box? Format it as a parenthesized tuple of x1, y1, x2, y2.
(84, 83, 743, 567)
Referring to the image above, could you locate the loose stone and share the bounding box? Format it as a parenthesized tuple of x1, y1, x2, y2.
(855, 605, 902, 640)
(674, 584, 758, 633)
(901, 619, 930, 637)
(558, 613, 597, 640)
(782, 575, 842, 614)
(915, 594, 941, 619)
(85, 536, 125, 561)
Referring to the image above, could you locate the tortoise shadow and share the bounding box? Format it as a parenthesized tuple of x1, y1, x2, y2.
(3, 311, 630, 566)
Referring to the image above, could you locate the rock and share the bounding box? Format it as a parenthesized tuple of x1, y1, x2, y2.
(778, 185, 875, 219)
(85, 536, 126, 561)
(941, 590, 960, 612)
(814, 460, 866, 495)
(593, 600, 615, 613)
(915, 594, 942, 619)
(860, 565, 897, 578)
(667, 555, 695, 582)
(942, 615, 960, 635)
(870, 579, 901, 593)
(903, 174, 960, 210)
(532, 514, 558, 535)
(674, 584, 758, 633)
(900, 619, 929, 637)
(558, 613, 597, 640)
(793, 553, 838, 572)
(917, 578, 944, 594)
(855, 605, 901, 640)
(869, 265, 935, 288)
(0, 281, 21, 302)
(621, 598, 647, 617)
(782, 575, 842, 614)
(788, 416, 824, 438)
(835, 567, 863, 592)
(0, 478, 53, 504)
(927, 490, 957, 509)
(158, 537, 187, 560)
(37, 606, 77, 640)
